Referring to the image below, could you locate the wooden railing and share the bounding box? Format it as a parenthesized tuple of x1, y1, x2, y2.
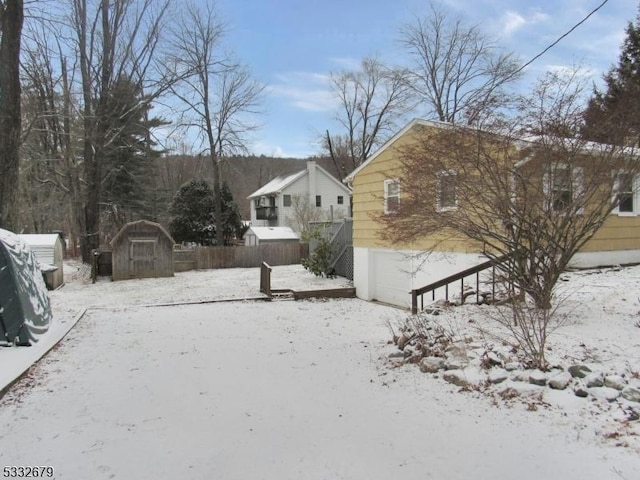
(411, 255, 512, 314)
(260, 261, 272, 297)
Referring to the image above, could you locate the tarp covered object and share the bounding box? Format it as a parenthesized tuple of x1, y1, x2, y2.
(0, 229, 52, 345)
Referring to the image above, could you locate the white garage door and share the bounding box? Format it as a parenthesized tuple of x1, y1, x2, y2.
(371, 250, 411, 308)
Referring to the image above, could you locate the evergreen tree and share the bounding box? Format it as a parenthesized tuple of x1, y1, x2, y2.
(169, 180, 216, 245)
(219, 181, 243, 245)
(100, 79, 166, 227)
(583, 7, 640, 145)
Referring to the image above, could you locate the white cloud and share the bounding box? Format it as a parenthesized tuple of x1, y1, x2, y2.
(268, 71, 336, 113)
(500, 9, 549, 37)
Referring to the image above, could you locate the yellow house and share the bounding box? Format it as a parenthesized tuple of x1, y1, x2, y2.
(344, 118, 640, 308)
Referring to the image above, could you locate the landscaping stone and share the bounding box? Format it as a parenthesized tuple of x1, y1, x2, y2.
(568, 365, 592, 379)
(443, 370, 469, 387)
(504, 362, 520, 372)
(604, 375, 627, 391)
(485, 351, 503, 367)
(621, 386, 640, 403)
(420, 357, 445, 374)
(397, 333, 412, 350)
(505, 383, 544, 398)
(488, 368, 508, 384)
(574, 387, 589, 398)
(549, 372, 572, 390)
(584, 373, 604, 388)
(444, 357, 468, 370)
(589, 387, 621, 402)
(511, 371, 528, 382)
(529, 371, 547, 387)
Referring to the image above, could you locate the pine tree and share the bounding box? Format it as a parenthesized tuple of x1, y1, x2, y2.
(583, 7, 640, 145)
(169, 180, 216, 245)
(100, 79, 167, 228)
(219, 181, 243, 245)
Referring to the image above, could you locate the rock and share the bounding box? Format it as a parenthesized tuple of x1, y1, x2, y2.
(604, 375, 627, 391)
(621, 386, 640, 403)
(446, 342, 468, 359)
(574, 387, 589, 398)
(443, 370, 469, 387)
(529, 371, 547, 387)
(484, 351, 503, 367)
(502, 383, 544, 398)
(589, 386, 620, 402)
(511, 371, 528, 382)
(488, 368, 508, 384)
(584, 373, 604, 388)
(388, 351, 405, 359)
(548, 372, 572, 390)
(397, 333, 412, 350)
(504, 362, 520, 372)
(444, 357, 468, 370)
(420, 357, 444, 374)
(568, 365, 592, 379)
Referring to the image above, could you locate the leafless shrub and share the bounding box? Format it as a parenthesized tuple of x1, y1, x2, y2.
(481, 299, 570, 371)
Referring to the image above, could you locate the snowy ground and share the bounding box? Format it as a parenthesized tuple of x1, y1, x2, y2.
(0, 262, 639, 479)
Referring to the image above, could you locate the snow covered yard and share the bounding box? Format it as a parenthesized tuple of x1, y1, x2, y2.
(0, 263, 639, 479)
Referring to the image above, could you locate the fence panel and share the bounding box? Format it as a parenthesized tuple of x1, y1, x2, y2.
(176, 243, 309, 271)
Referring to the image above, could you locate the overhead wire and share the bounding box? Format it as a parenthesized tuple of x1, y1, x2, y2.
(512, 0, 611, 76)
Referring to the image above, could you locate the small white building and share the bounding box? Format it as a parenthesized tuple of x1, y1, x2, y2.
(244, 226, 300, 246)
(18, 233, 65, 290)
(247, 161, 351, 232)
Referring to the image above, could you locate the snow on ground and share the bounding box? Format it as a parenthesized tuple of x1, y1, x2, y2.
(0, 262, 639, 479)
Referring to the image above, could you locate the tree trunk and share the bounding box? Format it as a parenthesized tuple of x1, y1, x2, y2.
(0, 0, 23, 230)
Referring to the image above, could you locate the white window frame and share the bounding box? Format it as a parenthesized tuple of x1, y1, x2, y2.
(436, 170, 458, 212)
(383, 178, 400, 214)
(542, 163, 584, 214)
(612, 171, 639, 216)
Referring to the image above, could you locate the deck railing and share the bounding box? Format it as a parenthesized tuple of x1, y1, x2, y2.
(410, 255, 512, 314)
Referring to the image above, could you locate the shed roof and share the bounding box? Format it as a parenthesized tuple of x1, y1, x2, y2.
(19, 234, 63, 266)
(18, 234, 61, 247)
(110, 220, 175, 247)
(245, 226, 300, 241)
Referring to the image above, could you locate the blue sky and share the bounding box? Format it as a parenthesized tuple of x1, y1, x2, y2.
(211, 0, 638, 158)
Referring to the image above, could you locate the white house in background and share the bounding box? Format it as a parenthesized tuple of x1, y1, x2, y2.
(244, 226, 300, 246)
(247, 161, 351, 232)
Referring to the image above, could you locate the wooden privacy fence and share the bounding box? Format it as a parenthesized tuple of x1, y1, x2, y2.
(175, 243, 309, 271)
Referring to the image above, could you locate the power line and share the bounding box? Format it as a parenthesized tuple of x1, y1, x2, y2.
(513, 0, 610, 76)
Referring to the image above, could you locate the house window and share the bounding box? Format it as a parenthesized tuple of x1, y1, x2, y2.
(384, 179, 400, 214)
(337, 195, 344, 205)
(544, 164, 583, 213)
(283, 194, 291, 207)
(437, 171, 457, 211)
(552, 167, 572, 211)
(614, 172, 636, 214)
(316, 195, 322, 207)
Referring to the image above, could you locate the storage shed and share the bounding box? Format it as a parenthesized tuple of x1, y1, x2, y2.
(0, 229, 52, 345)
(244, 226, 300, 246)
(19, 233, 65, 289)
(110, 220, 175, 281)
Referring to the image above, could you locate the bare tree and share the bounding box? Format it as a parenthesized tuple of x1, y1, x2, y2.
(168, 1, 263, 246)
(286, 194, 327, 237)
(325, 57, 412, 180)
(0, 0, 24, 230)
(378, 69, 638, 311)
(400, 2, 521, 125)
(70, 0, 173, 261)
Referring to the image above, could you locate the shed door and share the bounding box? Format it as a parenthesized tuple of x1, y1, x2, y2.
(130, 240, 157, 278)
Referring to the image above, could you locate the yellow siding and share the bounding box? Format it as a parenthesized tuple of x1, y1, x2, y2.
(352, 123, 474, 252)
(581, 214, 640, 252)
